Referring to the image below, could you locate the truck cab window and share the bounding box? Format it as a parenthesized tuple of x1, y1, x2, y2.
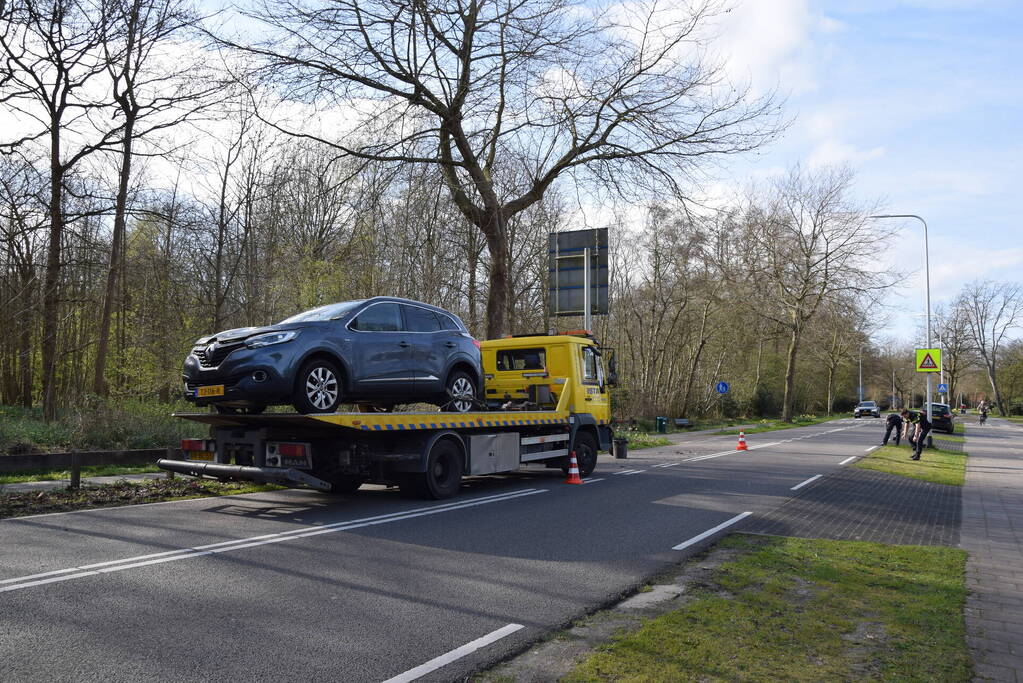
(496, 348, 546, 371)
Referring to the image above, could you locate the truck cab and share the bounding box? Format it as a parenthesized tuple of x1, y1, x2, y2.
(482, 334, 611, 419)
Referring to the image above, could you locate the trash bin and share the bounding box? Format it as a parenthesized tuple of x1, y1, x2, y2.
(613, 437, 628, 459)
(655, 416, 667, 433)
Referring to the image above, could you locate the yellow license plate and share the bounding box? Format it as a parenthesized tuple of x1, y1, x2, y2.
(188, 450, 215, 461)
(197, 385, 225, 397)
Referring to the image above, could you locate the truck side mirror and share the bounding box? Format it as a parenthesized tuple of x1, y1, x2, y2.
(607, 355, 618, 387)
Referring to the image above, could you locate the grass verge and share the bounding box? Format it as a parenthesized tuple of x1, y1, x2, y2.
(0, 463, 161, 485)
(614, 429, 671, 450)
(854, 444, 966, 486)
(565, 534, 970, 683)
(716, 414, 836, 435)
(0, 479, 283, 519)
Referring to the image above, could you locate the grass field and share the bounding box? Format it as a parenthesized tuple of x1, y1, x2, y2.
(0, 398, 195, 454)
(854, 444, 967, 486)
(0, 464, 162, 485)
(715, 414, 835, 435)
(566, 534, 971, 682)
(0, 479, 283, 519)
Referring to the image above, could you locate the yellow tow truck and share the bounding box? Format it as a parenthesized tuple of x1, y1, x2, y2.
(159, 333, 616, 498)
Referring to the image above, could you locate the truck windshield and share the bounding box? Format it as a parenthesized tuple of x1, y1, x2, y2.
(278, 300, 365, 323)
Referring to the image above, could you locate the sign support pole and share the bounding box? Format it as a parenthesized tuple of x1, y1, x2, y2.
(583, 247, 592, 333)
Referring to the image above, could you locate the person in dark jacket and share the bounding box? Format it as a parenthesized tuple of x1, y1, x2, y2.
(902, 408, 932, 460)
(882, 411, 903, 446)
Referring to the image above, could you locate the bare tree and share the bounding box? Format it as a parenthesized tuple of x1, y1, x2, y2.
(221, 0, 782, 337)
(0, 0, 124, 418)
(729, 166, 895, 421)
(932, 302, 975, 408)
(956, 280, 1022, 416)
(91, 0, 217, 395)
(807, 299, 864, 414)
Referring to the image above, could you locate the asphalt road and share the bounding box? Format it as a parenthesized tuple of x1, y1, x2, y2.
(1, 418, 883, 682)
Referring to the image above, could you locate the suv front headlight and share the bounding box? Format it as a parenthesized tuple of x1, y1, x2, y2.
(245, 330, 299, 348)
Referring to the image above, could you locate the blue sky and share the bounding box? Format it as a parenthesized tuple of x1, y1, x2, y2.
(714, 0, 1021, 342)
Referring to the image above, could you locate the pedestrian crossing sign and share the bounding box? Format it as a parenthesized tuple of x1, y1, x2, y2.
(915, 348, 942, 373)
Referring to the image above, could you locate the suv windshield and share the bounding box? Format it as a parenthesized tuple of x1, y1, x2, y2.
(278, 300, 365, 324)
(859, 402, 877, 407)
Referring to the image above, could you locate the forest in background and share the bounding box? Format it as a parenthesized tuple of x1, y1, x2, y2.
(1, 0, 1021, 429)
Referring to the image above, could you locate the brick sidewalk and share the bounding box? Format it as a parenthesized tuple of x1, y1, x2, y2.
(962, 419, 1023, 682)
(743, 466, 961, 546)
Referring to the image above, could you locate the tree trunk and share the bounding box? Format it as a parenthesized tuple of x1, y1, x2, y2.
(984, 360, 1006, 416)
(483, 214, 509, 339)
(781, 326, 801, 422)
(94, 119, 135, 396)
(17, 266, 34, 407)
(826, 364, 835, 415)
(41, 129, 64, 421)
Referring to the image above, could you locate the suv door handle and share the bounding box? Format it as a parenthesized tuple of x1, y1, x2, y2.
(444, 342, 456, 348)
(398, 341, 410, 348)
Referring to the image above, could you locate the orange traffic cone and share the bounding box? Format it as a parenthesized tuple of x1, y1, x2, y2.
(736, 430, 748, 451)
(564, 451, 583, 484)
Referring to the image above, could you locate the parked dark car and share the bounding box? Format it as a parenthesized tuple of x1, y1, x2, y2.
(929, 402, 955, 434)
(183, 297, 482, 414)
(853, 401, 880, 418)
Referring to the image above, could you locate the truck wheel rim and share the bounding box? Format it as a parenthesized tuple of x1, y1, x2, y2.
(306, 367, 338, 410)
(450, 377, 474, 412)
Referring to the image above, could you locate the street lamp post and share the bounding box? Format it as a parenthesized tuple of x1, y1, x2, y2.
(870, 214, 933, 439)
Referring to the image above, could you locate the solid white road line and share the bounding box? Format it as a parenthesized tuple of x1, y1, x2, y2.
(791, 474, 823, 491)
(381, 623, 525, 683)
(672, 512, 752, 551)
(865, 446, 879, 453)
(839, 456, 857, 465)
(0, 489, 545, 593)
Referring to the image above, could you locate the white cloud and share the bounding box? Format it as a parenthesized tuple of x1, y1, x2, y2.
(711, 0, 826, 95)
(807, 139, 886, 167)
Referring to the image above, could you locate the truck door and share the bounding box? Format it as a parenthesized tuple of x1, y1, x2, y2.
(580, 345, 610, 415)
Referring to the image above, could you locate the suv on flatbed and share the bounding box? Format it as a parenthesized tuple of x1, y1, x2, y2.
(183, 297, 482, 414)
(853, 401, 880, 418)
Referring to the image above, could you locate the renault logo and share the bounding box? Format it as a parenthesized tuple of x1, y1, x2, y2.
(206, 343, 217, 358)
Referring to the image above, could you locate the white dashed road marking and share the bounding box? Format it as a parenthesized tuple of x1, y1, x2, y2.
(381, 623, 525, 683)
(791, 474, 823, 491)
(672, 512, 753, 551)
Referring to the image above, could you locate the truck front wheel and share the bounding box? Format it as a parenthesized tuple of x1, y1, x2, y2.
(564, 431, 598, 477)
(416, 439, 463, 499)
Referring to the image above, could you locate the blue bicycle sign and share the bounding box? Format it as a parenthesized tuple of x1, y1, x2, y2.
(716, 381, 730, 394)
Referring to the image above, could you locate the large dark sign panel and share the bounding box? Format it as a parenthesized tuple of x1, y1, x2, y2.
(548, 228, 609, 316)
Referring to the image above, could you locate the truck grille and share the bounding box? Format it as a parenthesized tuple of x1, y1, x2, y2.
(197, 341, 244, 368)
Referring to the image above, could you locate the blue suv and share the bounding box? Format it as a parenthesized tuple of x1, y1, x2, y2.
(183, 297, 482, 414)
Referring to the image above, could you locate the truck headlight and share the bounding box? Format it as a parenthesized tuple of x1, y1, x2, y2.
(245, 330, 299, 348)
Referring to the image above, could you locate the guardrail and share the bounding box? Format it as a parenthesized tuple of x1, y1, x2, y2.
(0, 448, 182, 488)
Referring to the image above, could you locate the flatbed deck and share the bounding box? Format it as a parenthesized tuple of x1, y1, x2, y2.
(173, 410, 573, 431)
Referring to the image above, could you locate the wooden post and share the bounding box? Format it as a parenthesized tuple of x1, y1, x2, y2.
(69, 450, 81, 489)
(165, 447, 175, 479)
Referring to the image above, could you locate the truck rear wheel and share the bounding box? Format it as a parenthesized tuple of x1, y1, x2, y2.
(563, 431, 598, 477)
(416, 439, 463, 499)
